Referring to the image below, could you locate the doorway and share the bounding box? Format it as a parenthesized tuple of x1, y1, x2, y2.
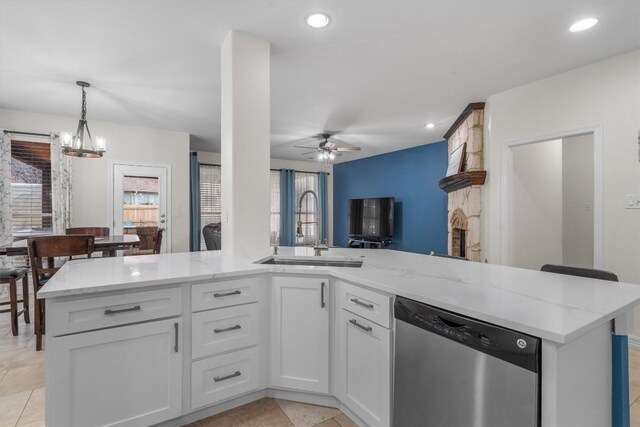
(501, 129, 603, 270)
(109, 162, 171, 253)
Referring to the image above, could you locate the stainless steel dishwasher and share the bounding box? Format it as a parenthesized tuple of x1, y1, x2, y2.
(393, 296, 541, 427)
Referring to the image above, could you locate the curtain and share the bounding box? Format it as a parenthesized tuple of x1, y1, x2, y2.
(318, 172, 328, 244)
(279, 169, 296, 246)
(50, 133, 73, 234)
(0, 131, 12, 274)
(189, 152, 201, 251)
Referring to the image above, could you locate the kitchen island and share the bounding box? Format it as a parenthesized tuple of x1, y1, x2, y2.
(39, 248, 640, 427)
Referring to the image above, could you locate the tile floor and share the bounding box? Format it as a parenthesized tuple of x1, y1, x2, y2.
(0, 298, 638, 427)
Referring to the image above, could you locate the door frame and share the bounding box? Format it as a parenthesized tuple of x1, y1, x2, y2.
(500, 125, 604, 269)
(107, 160, 172, 252)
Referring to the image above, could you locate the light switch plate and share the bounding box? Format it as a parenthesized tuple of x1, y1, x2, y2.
(625, 194, 640, 209)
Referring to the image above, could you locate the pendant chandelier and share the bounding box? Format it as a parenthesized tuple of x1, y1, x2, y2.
(60, 81, 106, 158)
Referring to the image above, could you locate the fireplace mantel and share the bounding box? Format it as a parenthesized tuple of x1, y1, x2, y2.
(438, 170, 486, 193)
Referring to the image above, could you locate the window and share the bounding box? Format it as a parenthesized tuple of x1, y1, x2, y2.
(269, 170, 320, 246)
(199, 164, 221, 250)
(295, 172, 319, 246)
(270, 170, 280, 245)
(10, 140, 52, 235)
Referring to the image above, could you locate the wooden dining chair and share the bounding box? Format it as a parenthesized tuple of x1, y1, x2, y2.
(66, 227, 110, 257)
(153, 228, 164, 254)
(65, 227, 110, 237)
(0, 268, 30, 336)
(28, 235, 95, 351)
(125, 227, 158, 255)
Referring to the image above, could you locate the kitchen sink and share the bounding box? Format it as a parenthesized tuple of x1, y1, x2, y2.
(257, 256, 363, 268)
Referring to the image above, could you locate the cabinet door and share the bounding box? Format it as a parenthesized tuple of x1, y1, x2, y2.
(47, 319, 182, 427)
(271, 276, 329, 393)
(339, 310, 391, 427)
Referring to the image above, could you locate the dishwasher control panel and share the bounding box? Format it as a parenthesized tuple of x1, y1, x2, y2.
(395, 296, 541, 373)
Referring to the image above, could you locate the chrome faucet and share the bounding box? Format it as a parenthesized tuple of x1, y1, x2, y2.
(296, 190, 329, 256)
(313, 240, 329, 257)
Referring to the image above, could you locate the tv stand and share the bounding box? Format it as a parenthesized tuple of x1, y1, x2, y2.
(347, 236, 392, 249)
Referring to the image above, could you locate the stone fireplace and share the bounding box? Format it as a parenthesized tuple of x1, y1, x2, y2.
(440, 103, 486, 261)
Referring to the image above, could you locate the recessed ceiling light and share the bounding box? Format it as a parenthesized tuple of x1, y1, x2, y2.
(569, 18, 598, 32)
(425, 123, 435, 129)
(307, 13, 330, 29)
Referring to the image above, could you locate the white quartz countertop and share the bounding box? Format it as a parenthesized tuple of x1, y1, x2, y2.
(39, 247, 640, 344)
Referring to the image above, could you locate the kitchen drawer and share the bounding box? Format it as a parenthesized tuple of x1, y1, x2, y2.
(192, 303, 260, 359)
(49, 287, 182, 336)
(192, 277, 262, 311)
(339, 282, 392, 328)
(191, 347, 260, 409)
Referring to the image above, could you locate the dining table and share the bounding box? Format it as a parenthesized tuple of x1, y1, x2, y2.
(0, 234, 141, 258)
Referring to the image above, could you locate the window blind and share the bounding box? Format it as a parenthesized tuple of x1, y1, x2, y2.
(270, 170, 281, 245)
(10, 140, 52, 234)
(199, 164, 221, 250)
(295, 172, 319, 246)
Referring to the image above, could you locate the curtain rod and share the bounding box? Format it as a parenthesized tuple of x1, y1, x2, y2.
(270, 168, 330, 176)
(200, 162, 330, 176)
(3, 130, 55, 138)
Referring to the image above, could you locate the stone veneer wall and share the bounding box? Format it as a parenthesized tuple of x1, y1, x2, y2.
(447, 108, 484, 261)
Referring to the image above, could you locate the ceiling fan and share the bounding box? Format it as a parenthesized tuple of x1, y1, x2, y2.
(294, 133, 361, 162)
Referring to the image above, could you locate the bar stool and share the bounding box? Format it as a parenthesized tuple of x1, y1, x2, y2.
(0, 268, 30, 336)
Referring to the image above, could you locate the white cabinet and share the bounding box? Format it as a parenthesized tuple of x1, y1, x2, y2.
(47, 318, 182, 427)
(339, 309, 392, 427)
(271, 276, 329, 393)
(191, 347, 260, 409)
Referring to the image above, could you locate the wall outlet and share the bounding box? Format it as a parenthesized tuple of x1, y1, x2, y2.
(625, 194, 640, 209)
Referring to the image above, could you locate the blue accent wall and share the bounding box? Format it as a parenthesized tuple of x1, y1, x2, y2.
(333, 141, 449, 254)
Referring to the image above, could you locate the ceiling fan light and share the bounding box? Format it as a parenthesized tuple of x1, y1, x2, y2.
(329, 152, 336, 160)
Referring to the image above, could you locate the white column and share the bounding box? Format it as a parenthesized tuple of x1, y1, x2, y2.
(221, 31, 271, 256)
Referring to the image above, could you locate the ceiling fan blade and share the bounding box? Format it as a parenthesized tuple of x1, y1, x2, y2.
(301, 151, 317, 155)
(294, 145, 319, 149)
(335, 147, 361, 152)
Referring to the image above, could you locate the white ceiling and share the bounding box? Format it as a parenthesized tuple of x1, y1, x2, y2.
(1, 0, 638, 162)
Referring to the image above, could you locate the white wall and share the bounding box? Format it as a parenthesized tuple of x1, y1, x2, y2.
(196, 151, 334, 245)
(0, 108, 190, 252)
(482, 50, 640, 334)
(511, 139, 563, 270)
(562, 134, 594, 268)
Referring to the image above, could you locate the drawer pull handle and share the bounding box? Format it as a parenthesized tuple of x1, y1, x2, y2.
(213, 290, 241, 298)
(349, 318, 373, 332)
(214, 324, 242, 333)
(321, 282, 326, 308)
(350, 298, 374, 310)
(214, 371, 241, 382)
(104, 305, 141, 315)
(174, 322, 179, 353)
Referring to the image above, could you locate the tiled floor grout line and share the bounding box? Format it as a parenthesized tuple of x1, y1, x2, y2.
(632, 393, 640, 407)
(274, 399, 297, 426)
(14, 387, 34, 427)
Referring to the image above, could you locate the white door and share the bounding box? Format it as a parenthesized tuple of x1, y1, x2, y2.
(339, 309, 392, 427)
(47, 319, 182, 427)
(111, 163, 170, 253)
(271, 276, 329, 393)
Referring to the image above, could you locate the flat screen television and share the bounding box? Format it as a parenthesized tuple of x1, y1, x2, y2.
(348, 197, 395, 239)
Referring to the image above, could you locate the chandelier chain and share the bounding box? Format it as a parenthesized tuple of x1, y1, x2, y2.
(80, 87, 87, 121)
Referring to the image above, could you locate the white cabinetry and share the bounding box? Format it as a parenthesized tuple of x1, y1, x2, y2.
(189, 277, 264, 410)
(338, 281, 392, 427)
(48, 318, 182, 427)
(339, 310, 391, 427)
(271, 276, 330, 393)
